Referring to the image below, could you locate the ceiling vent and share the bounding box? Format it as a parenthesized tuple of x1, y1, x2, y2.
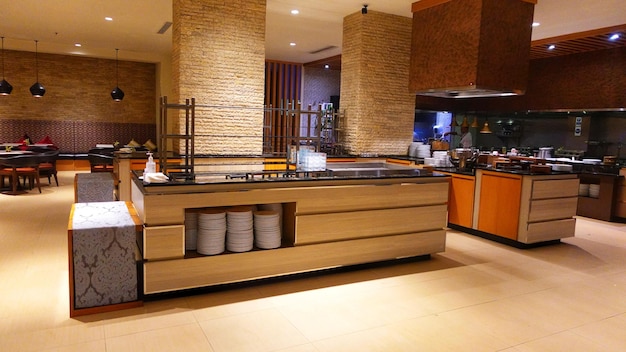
(409, 0, 536, 98)
(309, 45, 338, 55)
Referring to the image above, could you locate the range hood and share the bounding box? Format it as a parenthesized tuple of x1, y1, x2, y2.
(409, 0, 536, 98)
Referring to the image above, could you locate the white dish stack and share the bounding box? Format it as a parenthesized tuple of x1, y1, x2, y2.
(416, 143, 431, 158)
(579, 183, 590, 197)
(253, 211, 282, 249)
(432, 150, 452, 167)
(197, 208, 227, 255)
(226, 206, 254, 253)
(184, 209, 199, 250)
(588, 184, 600, 198)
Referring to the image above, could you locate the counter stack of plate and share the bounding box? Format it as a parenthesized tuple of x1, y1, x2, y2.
(579, 183, 590, 197)
(226, 206, 254, 252)
(184, 209, 199, 251)
(258, 203, 283, 232)
(416, 143, 431, 158)
(432, 150, 452, 167)
(589, 184, 600, 198)
(253, 211, 282, 249)
(197, 208, 227, 255)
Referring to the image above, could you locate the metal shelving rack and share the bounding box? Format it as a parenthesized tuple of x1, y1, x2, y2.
(158, 96, 195, 180)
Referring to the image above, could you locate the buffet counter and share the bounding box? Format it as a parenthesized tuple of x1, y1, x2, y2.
(445, 167, 580, 247)
(130, 163, 450, 295)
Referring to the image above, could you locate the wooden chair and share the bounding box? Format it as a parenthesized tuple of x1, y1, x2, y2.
(0, 155, 42, 194)
(88, 153, 115, 173)
(38, 149, 60, 186)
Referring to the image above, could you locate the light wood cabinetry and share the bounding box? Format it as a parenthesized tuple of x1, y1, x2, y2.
(616, 168, 626, 218)
(131, 176, 449, 294)
(472, 169, 579, 245)
(577, 172, 623, 221)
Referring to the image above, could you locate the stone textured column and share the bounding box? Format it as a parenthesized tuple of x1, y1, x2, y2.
(172, 0, 266, 155)
(340, 11, 415, 155)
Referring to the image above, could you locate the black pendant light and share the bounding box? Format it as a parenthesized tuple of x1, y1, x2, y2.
(29, 40, 45, 97)
(0, 37, 13, 95)
(111, 48, 124, 101)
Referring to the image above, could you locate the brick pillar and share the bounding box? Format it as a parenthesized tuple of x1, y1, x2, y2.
(340, 11, 415, 155)
(172, 0, 266, 155)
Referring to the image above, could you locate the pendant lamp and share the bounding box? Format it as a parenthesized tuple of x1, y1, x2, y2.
(470, 116, 480, 128)
(480, 119, 492, 134)
(0, 37, 14, 95)
(111, 48, 125, 101)
(29, 40, 45, 97)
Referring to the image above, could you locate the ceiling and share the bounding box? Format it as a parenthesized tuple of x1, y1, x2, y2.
(1, 0, 624, 64)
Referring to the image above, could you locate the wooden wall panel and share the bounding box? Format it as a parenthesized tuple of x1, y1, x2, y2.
(264, 61, 302, 155)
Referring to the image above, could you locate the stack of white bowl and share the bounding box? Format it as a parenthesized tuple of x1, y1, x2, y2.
(588, 184, 600, 198)
(253, 210, 282, 249)
(184, 209, 199, 251)
(197, 208, 227, 255)
(578, 183, 590, 197)
(226, 206, 254, 252)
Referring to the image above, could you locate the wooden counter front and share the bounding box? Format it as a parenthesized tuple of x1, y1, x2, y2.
(131, 175, 450, 294)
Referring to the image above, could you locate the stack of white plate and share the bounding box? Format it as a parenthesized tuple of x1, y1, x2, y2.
(579, 183, 590, 196)
(253, 210, 282, 249)
(417, 144, 431, 158)
(258, 203, 283, 231)
(583, 159, 602, 165)
(226, 206, 254, 252)
(589, 184, 600, 198)
(197, 208, 227, 255)
(409, 142, 423, 157)
(551, 164, 573, 172)
(184, 209, 199, 250)
(432, 151, 452, 167)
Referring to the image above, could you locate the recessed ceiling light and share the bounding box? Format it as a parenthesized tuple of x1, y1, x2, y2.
(548, 44, 556, 50)
(105, 17, 113, 21)
(609, 33, 620, 41)
(532, 22, 540, 27)
(74, 43, 82, 47)
(291, 9, 299, 15)
(290, 42, 296, 46)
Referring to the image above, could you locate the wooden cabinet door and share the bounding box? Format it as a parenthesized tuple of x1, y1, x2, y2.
(478, 173, 522, 240)
(448, 175, 475, 228)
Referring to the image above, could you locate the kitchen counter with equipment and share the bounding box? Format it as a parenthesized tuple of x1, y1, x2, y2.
(130, 161, 450, 295)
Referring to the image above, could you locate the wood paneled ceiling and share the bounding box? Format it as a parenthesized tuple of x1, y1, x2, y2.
(530, 24, 626, 59)
(306, 24, 625, 70)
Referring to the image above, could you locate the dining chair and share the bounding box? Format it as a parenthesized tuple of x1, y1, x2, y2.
(38, 149, 60, 186)
(0, 155, 42, 194)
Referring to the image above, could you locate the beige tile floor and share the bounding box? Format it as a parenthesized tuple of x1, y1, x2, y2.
(1, 171, 625, 351)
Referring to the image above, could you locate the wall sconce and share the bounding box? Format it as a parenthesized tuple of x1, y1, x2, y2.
(362, 4, 368, 14)
(0, 37, 13, 95)
(29, 40, 46, 97)
(111, 48, 125, 101)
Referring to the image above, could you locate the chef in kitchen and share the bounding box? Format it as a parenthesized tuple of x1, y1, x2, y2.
(444, 125, 473, 148)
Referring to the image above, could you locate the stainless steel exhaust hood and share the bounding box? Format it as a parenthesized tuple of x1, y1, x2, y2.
(409, 0, 536, 98)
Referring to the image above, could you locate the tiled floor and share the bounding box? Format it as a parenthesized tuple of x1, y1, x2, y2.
(1, 171, 625, 351)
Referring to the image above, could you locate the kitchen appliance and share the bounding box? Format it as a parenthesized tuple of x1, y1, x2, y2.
(449, 148, 478, 169)
(538, 147, 553, 159)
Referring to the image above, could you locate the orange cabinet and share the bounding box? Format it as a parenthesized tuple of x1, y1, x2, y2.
(477, 171, 522, 240)
(439, 172, 476, 228)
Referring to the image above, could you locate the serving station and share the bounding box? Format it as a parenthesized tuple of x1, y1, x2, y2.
(129, 162, 449, 295)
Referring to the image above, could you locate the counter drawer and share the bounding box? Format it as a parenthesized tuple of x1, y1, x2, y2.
(528, 197, 578, 222)
(295, 204, 447, 245)
(296, 182, 449, 214)
(531, 179, 579, 199)
(143, 225, 185, 260)
(521, 218, 576, 244)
